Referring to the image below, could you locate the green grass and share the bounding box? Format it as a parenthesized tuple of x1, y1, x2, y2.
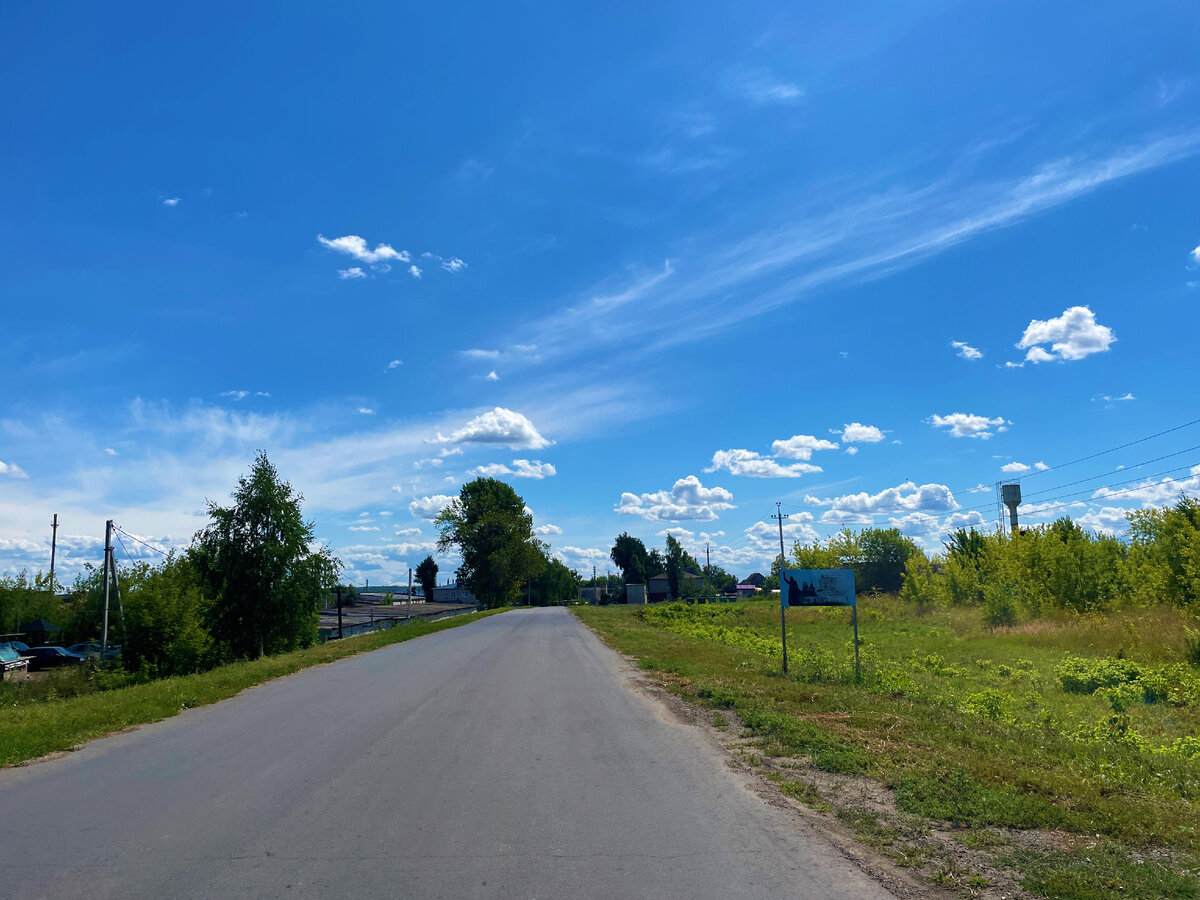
(574, 599, 1200, 899)
(0, 609, 505, 767)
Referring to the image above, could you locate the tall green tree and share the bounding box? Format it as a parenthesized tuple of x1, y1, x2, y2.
(120, 553, 211, 676)
(416, 555, 439, 602)
(664, 533, 688, 599)
(435, 477, 545, 608)
(610, 533, 650, 584)
(192, 452, 340, 659)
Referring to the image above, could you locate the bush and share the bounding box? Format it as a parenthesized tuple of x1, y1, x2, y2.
(1055, 655, 1143, 694)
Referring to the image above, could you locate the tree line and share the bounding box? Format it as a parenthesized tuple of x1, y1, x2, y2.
(1, 453, 339, 679)
(608, 532, 737, 601)
(762, 497, 1200, 627)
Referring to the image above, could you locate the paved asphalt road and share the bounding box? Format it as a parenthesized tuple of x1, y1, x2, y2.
(2, 608, 893, 899)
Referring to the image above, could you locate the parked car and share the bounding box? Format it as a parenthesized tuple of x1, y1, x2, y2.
(0, 646, 30, 675)
(23, 646, 85, 671)
(66, 642, 121, 660)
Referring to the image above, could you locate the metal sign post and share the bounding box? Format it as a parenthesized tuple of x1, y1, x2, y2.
(774, 503, 789, 674)
(780, 568, 859, 681)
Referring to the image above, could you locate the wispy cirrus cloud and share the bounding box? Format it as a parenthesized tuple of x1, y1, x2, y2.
(500, 130, 1200, 367)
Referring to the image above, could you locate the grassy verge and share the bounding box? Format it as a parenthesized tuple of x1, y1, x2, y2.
(1, 608, 504, 767)
(574, 600, 1200, 900)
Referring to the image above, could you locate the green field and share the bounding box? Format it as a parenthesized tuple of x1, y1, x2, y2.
(575, 599, 1200, 899)
(0, 609, 504, 768)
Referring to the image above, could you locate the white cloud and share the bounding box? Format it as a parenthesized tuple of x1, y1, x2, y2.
(705, 449, 820, 478)
(467, 459, 557, 480)
(406, 494, 455, 520)
(1093, 392, 1135, 403)
(439, 447, 462, 458)
(1092, 465, 1200, 506)
(536, 524, 563, 536)
(408, 265, 422, 279)
(104, 448, 117, 456)
(423, 252, 468, 273)
(1001, 460, 1048, 473)
(928, 412, 1009, 439)
(743, 516, 819, 555)
(770, 434, 840, 460)
(844, 446, 858, 456)
(387, 359, 403, 369)
(357, 407, 375, 415)
(0, 460, 28, 479)
(338, 267, 368, 280)
(951, 340, 983, 360)
(555, 546, 609, 565)
(615, 475, 735, 522)
(840, 423, 885, 443)
(219, 390, 249, 401)
(162, 197, 180, 207)
(807, 481, 959, 524)
(394, 527, 422, 536)
(729, 68, 804, 105)
(462, 349, 502, 360)
(349, 525, 380, 532)
(317, 234, 410, 264)
(1017, 306, 1115, 363)
(486, 371, 499, 381)
(439, 407, 552, 450)
(1191, 244, 1200, 264)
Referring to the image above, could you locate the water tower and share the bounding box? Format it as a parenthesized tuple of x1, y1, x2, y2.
(1001, 483, 1022, 535)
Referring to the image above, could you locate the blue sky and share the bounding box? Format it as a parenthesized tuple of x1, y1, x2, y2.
(3, 1, 1200, 585)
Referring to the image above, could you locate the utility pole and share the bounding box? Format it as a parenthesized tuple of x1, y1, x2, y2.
(773, 503, 789, 674)
(49, 514, 59, 593)
(593, 565, 597, 604)
(705, 543, 711, 601)
(101, 520, 113, 659)
(336, 585, 344, 639)
(408, 567, 413, 602)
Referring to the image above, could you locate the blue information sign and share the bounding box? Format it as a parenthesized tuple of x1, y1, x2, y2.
(780, 569, 856, 608)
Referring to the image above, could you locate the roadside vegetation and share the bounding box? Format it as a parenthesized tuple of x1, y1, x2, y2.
(576, 599, 1199, 898)
(578, 500, 1200, 899)
(0, 607, 505, 767)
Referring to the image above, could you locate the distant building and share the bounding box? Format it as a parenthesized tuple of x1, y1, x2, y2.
(431, 582, 477, 605)
(743, 572, 766, 587)
(648, 569, 703, 602)
(734, 583, 759, 599)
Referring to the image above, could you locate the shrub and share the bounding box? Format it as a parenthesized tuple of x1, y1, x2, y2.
(1055, 655, 1142, 694)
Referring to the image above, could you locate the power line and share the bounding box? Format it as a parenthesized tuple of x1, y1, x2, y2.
(1018, 416, 1200, 480)
(112, 525, 170, 556)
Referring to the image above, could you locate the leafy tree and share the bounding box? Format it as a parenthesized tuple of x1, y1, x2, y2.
(702, 564, 736, 593)
(664, 533, 687, 599)
(1128, 497, 1200, 607)
(192, 452, 341, 659)
(435, 477, 545, 608)
(416, 555, 439, 603)
(646, 549, 666, 578)
(944, 528, 986, 567)
(856, 528, 920, 594)
(120, 553, 210, 676)
(610, 533, 650, 584)
(1, 570, 62, 637)
(538, 557, 581, 605)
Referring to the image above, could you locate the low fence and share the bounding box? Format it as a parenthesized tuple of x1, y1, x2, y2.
(317, 604, 479, 643)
